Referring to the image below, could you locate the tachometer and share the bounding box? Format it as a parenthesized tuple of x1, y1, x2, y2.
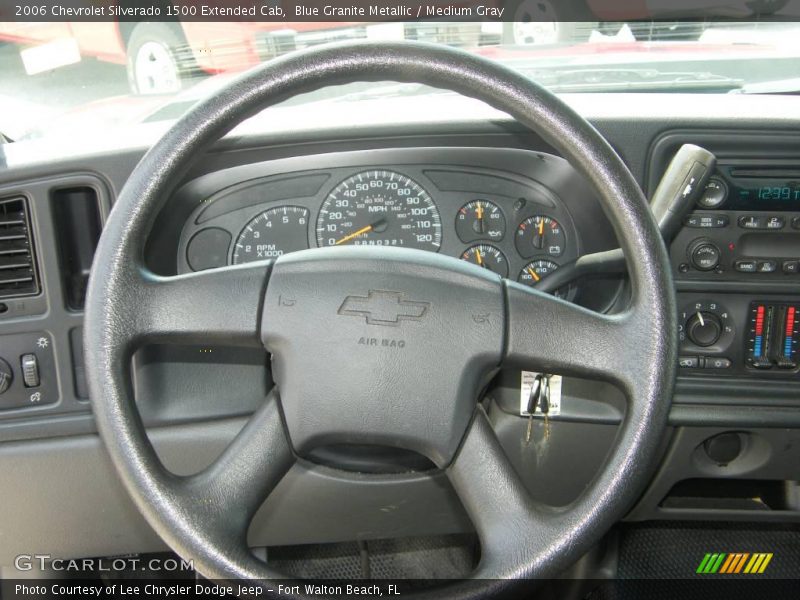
(316, 170, 441, 250)
(232, 206, 309, 264)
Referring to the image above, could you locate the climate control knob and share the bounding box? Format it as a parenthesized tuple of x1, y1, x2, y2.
(686, 311, 723, 347)
(688, 238, 721, 271)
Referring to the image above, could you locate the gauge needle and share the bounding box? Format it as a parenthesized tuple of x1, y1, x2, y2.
(538, 219, 545, 237)
(475, 247, 484, 266)
(334, 224, 373, 245)
(527, 267, 541, 282)
(474, 203, 485, 234)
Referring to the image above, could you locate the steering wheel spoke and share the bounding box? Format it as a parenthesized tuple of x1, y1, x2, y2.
(448, 408, 555, 578)
(130, 262, 271, 348)
(503, 281, 639, 388)
(176, 391, 294, 545)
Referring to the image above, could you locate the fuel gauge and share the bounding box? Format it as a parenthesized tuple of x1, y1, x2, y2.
(460, 244, 509, 278)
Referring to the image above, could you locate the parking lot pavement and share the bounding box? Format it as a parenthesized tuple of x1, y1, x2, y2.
(0, 42, 129, 140)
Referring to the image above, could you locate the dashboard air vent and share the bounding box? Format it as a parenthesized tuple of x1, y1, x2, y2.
(0, 196, 39, 299)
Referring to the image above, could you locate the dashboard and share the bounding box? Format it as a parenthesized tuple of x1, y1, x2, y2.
(0, 93, 799, 565)
(175, 142, 800, 384)
(175, 148, 588, 297)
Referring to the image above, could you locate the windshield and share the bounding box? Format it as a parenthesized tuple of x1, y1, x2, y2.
(1, 20, 799, 142)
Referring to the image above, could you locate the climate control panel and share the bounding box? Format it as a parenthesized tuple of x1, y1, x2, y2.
(677, 294, 800, 378)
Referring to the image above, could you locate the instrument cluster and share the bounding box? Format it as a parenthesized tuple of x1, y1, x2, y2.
(176, 149, 583, 292)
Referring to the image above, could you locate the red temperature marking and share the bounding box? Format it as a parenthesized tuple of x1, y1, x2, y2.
(755, 305, 765, 335)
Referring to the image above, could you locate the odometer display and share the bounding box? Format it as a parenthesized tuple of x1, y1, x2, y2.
(316, 170, 441, 250)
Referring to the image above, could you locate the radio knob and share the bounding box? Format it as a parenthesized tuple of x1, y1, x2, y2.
(688, 239, 721, 271)
(686, 311, 723, 347)
(697, 177, 728, 209)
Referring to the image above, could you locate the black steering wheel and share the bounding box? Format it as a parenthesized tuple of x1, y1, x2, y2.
(85, 41, 676, 595)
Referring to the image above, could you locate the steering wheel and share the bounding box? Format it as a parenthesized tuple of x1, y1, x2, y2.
(85, 41, 676, 594)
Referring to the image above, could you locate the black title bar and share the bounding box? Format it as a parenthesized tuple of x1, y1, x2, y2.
(2, 0, 800, 22)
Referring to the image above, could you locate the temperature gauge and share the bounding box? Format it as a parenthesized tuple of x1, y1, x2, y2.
(518, 260, 560, 286)
(460, 244, 509, 278)
(455, 200, 506, 243)
(515, 215, 565, 258)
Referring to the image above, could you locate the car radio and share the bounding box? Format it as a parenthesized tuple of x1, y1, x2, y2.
(696, 163, 800, 212)
(671, 161, 800, 281)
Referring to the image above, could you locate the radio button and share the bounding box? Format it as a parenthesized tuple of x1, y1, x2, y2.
(685, 214, 729, 228)
(783, 260, 799, 274)
(713, 215, 730, 227)
(757, 260, 778, 273)
(792, 217, 800, 230)
(734, 260, 757, 273)
(766, 216, 785, 229)
(738, 215, 765, 229)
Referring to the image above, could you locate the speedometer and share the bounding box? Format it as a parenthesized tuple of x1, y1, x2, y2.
(316, 170, 442, 251)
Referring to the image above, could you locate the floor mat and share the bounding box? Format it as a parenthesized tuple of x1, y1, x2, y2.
(265, 534, 477, 580)
(616, 521, 800, 579)
(586, 522, 800, 600)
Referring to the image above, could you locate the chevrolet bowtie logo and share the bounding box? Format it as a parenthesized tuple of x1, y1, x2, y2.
(338, 290, 429, 326)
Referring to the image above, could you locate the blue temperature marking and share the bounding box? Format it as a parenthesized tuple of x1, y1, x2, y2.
(754, 336, 763, 356)
(786, 337, 793, 356)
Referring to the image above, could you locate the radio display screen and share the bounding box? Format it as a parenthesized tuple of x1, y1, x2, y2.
(741, 183, 800, 203)
(720, 166, 800, 211)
